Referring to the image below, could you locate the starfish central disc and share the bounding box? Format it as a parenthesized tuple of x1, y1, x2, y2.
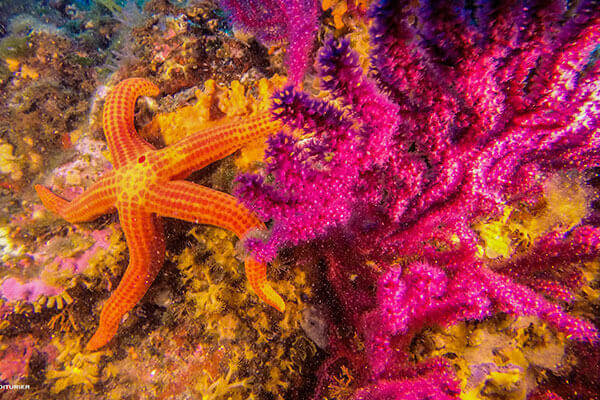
(35, 78, 285, 351)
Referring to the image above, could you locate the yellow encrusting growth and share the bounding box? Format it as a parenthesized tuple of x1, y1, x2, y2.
(0, 141, 23, 181)
(475, 172, 592, 259)
(142, 75, 286, 172)
(322, 0, 370, 31)
(47, 334, 112, 395)
(142, 76, 283, 150)
(172, 232, 317, 399)
(416, 317, 567, 400)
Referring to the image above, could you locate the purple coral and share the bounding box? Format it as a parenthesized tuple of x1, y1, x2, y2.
(352, 359, 460, 400)
(219, 0, 319, 85)
(236, 37, 399, 262)
(495, 225, 600, 304)
(235, 0, 600, 398)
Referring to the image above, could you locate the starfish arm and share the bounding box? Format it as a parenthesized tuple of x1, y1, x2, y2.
(156, 113, 282, 180)
(146, 180, 285, 312)
(104, 78, 159, 168)
(34, 171, 118, 223)
(86, 208, 165, 351)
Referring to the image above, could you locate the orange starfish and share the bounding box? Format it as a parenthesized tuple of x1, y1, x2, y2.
(35, 78, 285, 351)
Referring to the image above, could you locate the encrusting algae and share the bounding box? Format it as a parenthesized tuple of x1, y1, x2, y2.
(1, 0, 600, 399)
(0, 38, 317, 398)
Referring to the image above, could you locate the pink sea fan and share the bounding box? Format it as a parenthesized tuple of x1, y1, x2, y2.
(219, 0, 319, 85)
(234, 0, 600, 398)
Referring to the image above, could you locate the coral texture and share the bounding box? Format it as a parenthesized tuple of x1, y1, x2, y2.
(1, 1, 319, 398)
(219, 0, 320, 85)
(1, 0, 599, 398)
(235, 0, 600, 397)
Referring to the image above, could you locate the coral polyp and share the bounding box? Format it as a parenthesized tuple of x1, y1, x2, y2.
(234, 0, 600, 398)
(0, 0, 599, 399)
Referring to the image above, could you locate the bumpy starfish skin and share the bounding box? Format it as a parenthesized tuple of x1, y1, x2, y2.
(35, 78, 285, 351)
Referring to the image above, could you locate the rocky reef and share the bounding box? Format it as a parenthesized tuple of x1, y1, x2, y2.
(0, 0, 598, 399)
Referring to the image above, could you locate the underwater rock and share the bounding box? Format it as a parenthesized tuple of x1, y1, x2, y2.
(300, 306, 329, 350)
(105, 0, 273, 95)
(0, 0, 598, 399)
(0, 18, 98, 188)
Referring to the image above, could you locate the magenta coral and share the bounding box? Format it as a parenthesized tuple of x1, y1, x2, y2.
(218, 0, 319, 85)
(235, 0, 600, 398)
(495, 225, 600, 304)
(352, 359, 460, 400)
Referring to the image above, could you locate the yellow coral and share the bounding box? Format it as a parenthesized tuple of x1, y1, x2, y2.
(326, 364, 356, 400)
(144, 76, 285, 171)
(581, 260, 600, 302)
(474, 206, 514, 258)
(28, 151, 42, 173)
(147, 76, 284, 145)
(1, 57, 39, 80)
(190, 226, 241, 277)
(323, 0, 348, 30)
(34, 291, 74, 313)
(320, 0, 372, 73)
(0, 226, 25, 262)
(47, 334, 112, 394)
(475, 173, 592, 259)
(536, 173, 590, 232)
(347, 18, 372, 70)
(480, 369, 525, 400)
(19, 64, 39, 80)
(140, 79, 216, 145)
(5, 58, 20, 72)
(322, 0, 370, 30)
(218, 80, 253, 117)
(419, 317, 567, 400)
(192, 357, 249, 400)
(173, 229, 315, 398)
(0, 141, 22, 181)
